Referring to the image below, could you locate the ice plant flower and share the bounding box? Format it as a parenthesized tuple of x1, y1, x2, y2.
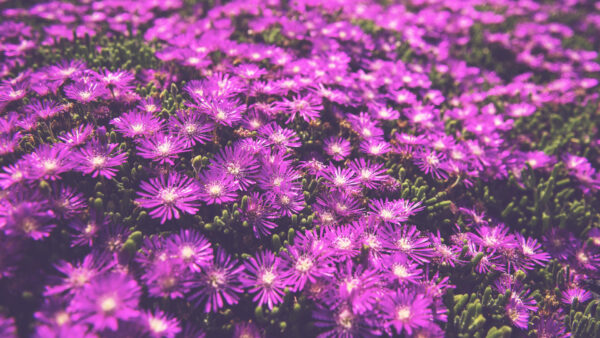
(240, 250, 290, 310)
(68, 272, 141, 331)
(74, 141, 128, 179)
(136, 172, 201, 224)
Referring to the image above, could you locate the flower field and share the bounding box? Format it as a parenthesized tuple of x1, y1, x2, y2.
(0, 0, 599, 337)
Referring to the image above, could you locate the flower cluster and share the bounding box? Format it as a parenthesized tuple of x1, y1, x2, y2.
(0, 0, 599, 337)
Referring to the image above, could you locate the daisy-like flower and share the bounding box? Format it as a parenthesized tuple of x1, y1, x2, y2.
(469, 223, 516, 252)
(167, 229, 213, 272)
(239, 192, 278, 238)
(211, 145, 259, 190)
(259, 123, 302, 149)
(505, 298, 529, 329)
(369, 199, 423, 225)
(381, 289, 433, 336)
(50, 183, 86, 219)
(169, 110, 214, 146)
(197, 169, 238, 205)
(48, 59, 86, 83)
(0, 82, 27, 103)
(23, 143, 73, 181)
(324, 137, 351, 161)
(137, 97, 162, 114)
(45, 252, 114, 296)
(514, 234, 550, 270)
(413, 148, 448, 180)
(324, 224, 361, 262)
(278, 94, 323, 123)
(561, 287, 592, 305)
(136, 133, 191, 165)
(74, 140, 128, 179)
(199, 98, 245, 127)
(281, 242, 334, 292)
(321, 165, 359, 192)
(24, 99, 64, 120)
(141, 259, 190, 299)
(136, 172, 201, 224)
(383, 253, 422, 285)
(507, 102, 536, 118)
(382, 224, 434, 264)
(348, 158, 388, 189)
(188, 248, 245, 312)
(111, 111, 163, 138)
(57, 124, 94, 148)
(265, 182, 305, 217)
(313, 303, 379, 338)
(68, 272, 141, 332)
(141, 309, 181, 338)
(63, 81, 107, 103)
(323, 261, 381, 315)
(359, 139, 392, 156)
(94, 69, 134, 90)
(0, 162, 27, 189)
(240, 250, 290, 310)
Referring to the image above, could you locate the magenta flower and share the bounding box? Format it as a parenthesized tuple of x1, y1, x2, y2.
(74, 141, 128, 179)
(45, 252, 114, 296)
(167, 229, 213, 272)
(169, 110, 214, 146)
(64, 81, 108, 103)
(57, 124, 94, 148)
(197, 169, 238, 205)
(381, 289, 433, 336)
(136, 172, 201, 224)
(136, 133, 191, 165)
(141, 309, 181, 338)
(23, 143, 73, 181)
(111, 110, 164, 138)
(324, 137, 351, 161)
(68, 272, 141, 331)
(188, 248, 245, 312)
(240, 250, 290, 310)
(561, 287, 592, 304)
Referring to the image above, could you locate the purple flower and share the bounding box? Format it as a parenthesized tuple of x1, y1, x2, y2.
(240, 250, 290, 310)
(561, 287, 591, 304)
(505, 298, 529, 329)
(197, 169, 238, 205)
(281, 242, 334, 292)
(136, 133, 191, 165)
(45, 252, 114, 296)
(64, 81, 107, 103)
(140, 309, 181, 338)
(141, 259, 189, 299)
(313, 303, 380, 338)
(69, 272, 141, 331)
(199, 98, 245, 127)
(136, 172, 201, 224)
(239, 192, 278, 238)
(23, 143, 73, 181)
(210, 145, 259, 190)
(259, 123, 302, 149)
(167, 229, 213, 272)
(188, 248, 245, 312)
(50, 183, 86, 219)
(94, 69, 134, 90)
(324, 137, 351, 161)
(74, 140, 128, 179)
(0, 162, 27, 189)
(383, 253, 422, 285)
(25, 99, 64, 120)
(169, 110, 214, 146)
(413, 148, 449, 180)
(57, 124, 94, 148)
(382, 224, 433, 264)
(380, 289, 433, 336)
(111, 111, 163, 138)
(278, 94, 323, 123)
(369, 198, 423, 225)
(0, 188, 56, 240)
(48, 59, 86, 83)
(348, 158, 388, 189)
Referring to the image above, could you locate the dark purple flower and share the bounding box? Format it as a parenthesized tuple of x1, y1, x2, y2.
(382, 224, 433, 264)
(136, 172, 201, 224)
(313, 303, 380, 338)
(0, 188, 56, 240)
(239, 192, 278, 238)
(210, 145, 259, 190)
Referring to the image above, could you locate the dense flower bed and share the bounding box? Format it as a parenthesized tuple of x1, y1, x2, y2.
(0, 0, 599, 337)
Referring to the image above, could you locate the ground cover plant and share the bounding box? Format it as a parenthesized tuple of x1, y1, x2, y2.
(0, 0, 599, 337)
